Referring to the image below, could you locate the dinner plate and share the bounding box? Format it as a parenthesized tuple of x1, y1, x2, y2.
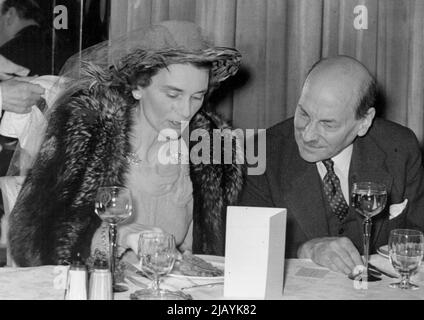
(377, 245, 389, 259)
(378, 245, 424, 261)
(168, 254, 225, 281)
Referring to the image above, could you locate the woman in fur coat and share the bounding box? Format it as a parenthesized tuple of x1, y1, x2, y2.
(8, 20, 244, 267)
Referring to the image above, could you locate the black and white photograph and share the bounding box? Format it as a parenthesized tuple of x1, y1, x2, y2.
(0, 0, 422, 307)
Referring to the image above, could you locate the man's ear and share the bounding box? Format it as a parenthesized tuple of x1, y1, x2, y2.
(3, 7, 18, 27)
(357, 107, 376, 137)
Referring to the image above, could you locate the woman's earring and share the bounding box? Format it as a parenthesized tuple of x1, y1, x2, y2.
(132, 91, 142, 100)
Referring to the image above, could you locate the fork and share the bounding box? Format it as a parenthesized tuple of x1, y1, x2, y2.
(125, 275, 148, 289)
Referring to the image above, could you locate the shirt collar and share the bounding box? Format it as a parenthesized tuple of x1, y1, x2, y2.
(329, 144, 353, 174)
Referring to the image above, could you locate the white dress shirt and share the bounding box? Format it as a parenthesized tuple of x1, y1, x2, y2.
(316, 144, 353, 204)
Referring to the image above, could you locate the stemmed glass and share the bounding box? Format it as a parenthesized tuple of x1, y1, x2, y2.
(351, 182, 387, 282)
(388, 229, 424, 290)
(94, 186, 133, 292)
(131, 231, 192, 300)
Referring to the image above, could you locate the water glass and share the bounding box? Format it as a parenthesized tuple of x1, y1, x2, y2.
(388, 229, 424, 290)
(131, 231, 191, 300)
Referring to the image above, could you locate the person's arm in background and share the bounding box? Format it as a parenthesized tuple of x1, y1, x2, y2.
(0, 79, 44, 114)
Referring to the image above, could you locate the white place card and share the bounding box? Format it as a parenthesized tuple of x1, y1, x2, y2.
(223, 206, 287, 299)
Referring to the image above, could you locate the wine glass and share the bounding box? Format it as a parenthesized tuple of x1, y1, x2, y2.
(351, 181, 387, 282)
(131, 231, 192, 300)
(388, 229, 424, 290)
(94, 186, 132, 292)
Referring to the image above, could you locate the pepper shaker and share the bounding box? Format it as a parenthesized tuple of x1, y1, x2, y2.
(89, 260, 113, 300)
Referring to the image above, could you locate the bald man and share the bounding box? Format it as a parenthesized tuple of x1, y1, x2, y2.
(240, 55, 424, 275)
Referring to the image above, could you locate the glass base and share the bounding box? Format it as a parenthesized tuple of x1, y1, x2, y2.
(389, 281, 420, 290)
(113, 284, 129, 293)
(130, 288, 192, 300)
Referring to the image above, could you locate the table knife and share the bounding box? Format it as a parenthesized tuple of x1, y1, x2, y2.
(368, 263, 398, 279)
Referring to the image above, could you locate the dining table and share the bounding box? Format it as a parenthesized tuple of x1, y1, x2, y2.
(0, 254, 422, 300)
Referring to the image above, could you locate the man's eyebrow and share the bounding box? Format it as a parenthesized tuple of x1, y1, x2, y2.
(320, 119, 338, 123)
(298, 105, 337, 123)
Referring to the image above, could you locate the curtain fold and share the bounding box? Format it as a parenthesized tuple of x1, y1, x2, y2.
(109, 0, 424, 144)
(195, 0, 237, 120)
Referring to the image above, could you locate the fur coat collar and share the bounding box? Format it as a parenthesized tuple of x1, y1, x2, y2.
(8, 64, 245, 266)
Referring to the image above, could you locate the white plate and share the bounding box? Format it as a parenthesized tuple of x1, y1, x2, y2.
(377, 245, 389, 259)
(168, 254, 225, 281)
(378, 245, 424, 261)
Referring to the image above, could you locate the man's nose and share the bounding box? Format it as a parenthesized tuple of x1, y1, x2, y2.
(302, 121, 319, 142)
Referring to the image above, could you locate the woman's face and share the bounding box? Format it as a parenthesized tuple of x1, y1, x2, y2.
(133, 63, 210, 137)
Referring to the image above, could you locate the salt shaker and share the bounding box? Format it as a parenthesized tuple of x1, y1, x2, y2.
(65, 254, 88, 300)
(89, 261, 113, 300)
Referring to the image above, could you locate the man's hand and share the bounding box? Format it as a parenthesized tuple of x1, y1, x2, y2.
(1, 79, 45, 114)
(297, 237, 364, 274)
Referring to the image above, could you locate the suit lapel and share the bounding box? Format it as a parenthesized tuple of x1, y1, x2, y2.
(275, 140, 329, 239)
(349, 135, 393, 249)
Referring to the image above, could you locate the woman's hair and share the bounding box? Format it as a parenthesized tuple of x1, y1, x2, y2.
(130, 60, 213, 90)
(113, 48, 217, 100)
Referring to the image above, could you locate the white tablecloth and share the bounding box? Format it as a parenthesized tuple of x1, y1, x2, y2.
(0, 266, 66, 300)
(0, 255, 422, 300)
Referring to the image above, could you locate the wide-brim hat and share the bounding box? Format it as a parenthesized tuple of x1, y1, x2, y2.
(61, 20, 241, 84)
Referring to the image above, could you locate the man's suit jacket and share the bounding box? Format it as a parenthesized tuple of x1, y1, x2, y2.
(0, 25, 52, 76)
(239, 118, 424, 258)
